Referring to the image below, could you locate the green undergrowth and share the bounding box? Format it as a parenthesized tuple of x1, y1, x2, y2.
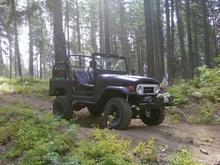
(168, 148, 201, 165)
(66, 130, 168, 165)
(0, 103, 199, 165)
(0, 77, 49, 98)
(168, 65, 220, 124)
(169, 66, 220, 105)
(0, 102, 159, 165)
(0, 103, 77, 165)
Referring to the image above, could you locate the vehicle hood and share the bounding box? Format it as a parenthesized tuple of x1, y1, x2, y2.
(99, 74, 159, 85)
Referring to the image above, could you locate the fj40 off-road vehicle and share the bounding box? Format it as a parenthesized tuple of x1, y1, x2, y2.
(49, 53, 166, 129)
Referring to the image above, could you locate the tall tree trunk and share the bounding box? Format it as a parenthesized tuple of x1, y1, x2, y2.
(152, 1, 160, 80)
(165, 0, 174, 81)
(52, 0, 66, 62)
(136, 29, 142, 75)
(27, 0, 34, 77)
(185, 0, 194, 77)
(201, 0, 211, 67)
(12, 0, 22, 77)
(75, 0, 81, 53)
(8, 34, 13, 78)
(119, 0, 128, 57)
(103, 0, 110, 54)
(39, 44, 43, 78)
(213, 26, 218, 57)
(140, 29, 145, 75)
(144, 0, 155, 77)
(99, 0, 104, 53)
(0, 29, 3, 76)
(170, 0, 176, 79)
(175, 0, 187, 78)
(112, 2, 117, 55)
(65, 0, 70, 55)
(156, 0, 164, 80)
(192, 11, 200, 67)
(90, 3, 97, 52)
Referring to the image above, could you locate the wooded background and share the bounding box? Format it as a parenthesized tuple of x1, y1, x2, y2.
(0, 0, 219, 81)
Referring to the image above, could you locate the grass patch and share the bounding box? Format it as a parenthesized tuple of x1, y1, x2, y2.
(168, 65, 220, 124)
(0, 103, 201, 164)
(0, 77, 49, 98)
(0, 103, 76, 164)
(168, 148, 201, 165)
(134, 138, 159, 164)
(69, 129, 132, 165)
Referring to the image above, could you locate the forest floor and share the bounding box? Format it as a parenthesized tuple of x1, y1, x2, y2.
(0, 93, 220, 165)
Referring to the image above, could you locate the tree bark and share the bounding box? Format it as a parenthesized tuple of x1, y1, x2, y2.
(152, 1, 160, 80)
(155, 0, 164, 80)
(144, 0, 155, 77)
(192, 11, 200, 68)
(201, 0, 211, 67)
(39, 43, 43, 78)
(52, 0, 66, 62)
(136, 29, 142, 75)
(170, 0, 176, 79)
(90, 2, 97, 52)
(12, 0, 22, 77)
(0, 29, 3, 76)
(65, 0, 70, 56)
(175, 0, 188, 78)
(213, 26, 218, 57)
(185, 0, 194, 77)
(119, 0, 128, 57)
(8, 34, 13, 78)
(103, 0, 110, 54)
(99, 0, 104, 53)
(75, 0, 81, 53)
(27, 0, 34, 77)
(165, 0, 174, 81)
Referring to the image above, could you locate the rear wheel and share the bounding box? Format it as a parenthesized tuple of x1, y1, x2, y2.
(53, 96, 73, 120)
(104, 97, 132, 130)
(140, 107, 165, 126)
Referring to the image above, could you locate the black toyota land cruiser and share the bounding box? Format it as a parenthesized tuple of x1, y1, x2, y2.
(49, 53, 166, 129)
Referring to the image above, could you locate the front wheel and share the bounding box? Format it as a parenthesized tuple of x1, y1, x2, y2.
(104, 97, 132, 130)
(53, 96, 73, 120)
(140, 107, 165, 126)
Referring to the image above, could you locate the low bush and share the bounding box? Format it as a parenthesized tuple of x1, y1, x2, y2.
(0, 103, 201, 164)
(168, 65, 220, 124)
(134, 138, 159, 163)
(169, 66, 220, 105)
(0, 103, 76, 164)
(0, 77, 49, 98)
(168, 80, 190, 105)
(70, 129, 132, 165)
(168, 149, 201, 165)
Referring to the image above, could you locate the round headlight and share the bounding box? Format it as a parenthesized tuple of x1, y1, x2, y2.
(154, 85, 161, 94)
(136, 85, 143, 95)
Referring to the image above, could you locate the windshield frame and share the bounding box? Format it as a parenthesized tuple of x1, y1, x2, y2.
(92, 53, 128, 75)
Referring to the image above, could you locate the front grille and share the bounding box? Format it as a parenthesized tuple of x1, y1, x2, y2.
(143, 87, 154, 94)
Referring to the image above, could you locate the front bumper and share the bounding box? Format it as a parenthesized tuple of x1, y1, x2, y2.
(139, 92, 172, 107)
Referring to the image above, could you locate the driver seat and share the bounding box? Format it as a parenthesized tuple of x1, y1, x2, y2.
(73, 70, 94, 90)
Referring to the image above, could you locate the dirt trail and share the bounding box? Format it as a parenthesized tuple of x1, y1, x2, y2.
(0, 94, 220, 165)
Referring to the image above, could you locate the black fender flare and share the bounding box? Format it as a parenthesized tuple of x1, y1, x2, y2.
(95, 86, 135, 103)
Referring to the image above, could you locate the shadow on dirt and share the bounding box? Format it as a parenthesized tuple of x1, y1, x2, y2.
(73, 108, 106, 128)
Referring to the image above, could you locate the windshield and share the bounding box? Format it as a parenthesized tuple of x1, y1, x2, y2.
(95, 55, 127, 72)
